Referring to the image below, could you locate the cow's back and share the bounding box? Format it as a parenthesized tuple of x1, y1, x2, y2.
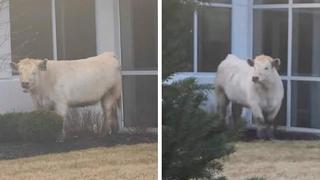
(215, 55, 252, 106)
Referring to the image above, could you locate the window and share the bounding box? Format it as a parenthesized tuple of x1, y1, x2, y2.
(10, 0, 53, 62)
(169, 1, 232, 73)
(291, 81, 320, 128)
(253, 0, 320, 130)
(198, 6, 231, 72)
(9, 0, 96, 63)
(9, 0, 96, 62)
(120, 0, 158, 128)
(55, 0, 96, 60)
(253, 8, 288, 75)
(119, 0, 157, 71)
(123, 76, 157, 127)
(292, 8, 320, 77)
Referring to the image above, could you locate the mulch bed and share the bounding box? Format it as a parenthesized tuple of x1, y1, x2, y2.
(0, 133, 157, 160)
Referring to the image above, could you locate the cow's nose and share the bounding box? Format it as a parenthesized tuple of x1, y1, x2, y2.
(21, 82, 29, 89)
(252, 76, 259, 82)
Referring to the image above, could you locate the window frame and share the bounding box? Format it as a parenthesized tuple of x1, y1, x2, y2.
(193, 1, 233, 73)
(252, 0, 320, 132)
(116, 0, 158, 129)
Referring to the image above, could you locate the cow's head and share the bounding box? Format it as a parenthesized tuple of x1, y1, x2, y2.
(247, 55, 281, 83)
(10, 58, 47, 93)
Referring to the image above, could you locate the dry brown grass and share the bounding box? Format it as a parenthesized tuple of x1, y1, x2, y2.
(223, 140, 320, 180)
(0, 143, 157, 180)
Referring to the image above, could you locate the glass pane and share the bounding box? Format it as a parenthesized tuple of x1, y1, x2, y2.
(10, 0, 53, 62)
(254, 0, 288, 4)
(123, 76, 157, 128)
(120, 0, 157, 70)
(294, 0, 320, 3)
(162, 1, 194, 73)
(253, 9, 288, 75)
(276, 80, 287, 126)
(198, 7, 231, 72)
(55, 0, 96, 60)
(291, 81, 320, 129)
(292, 8, 320, 77)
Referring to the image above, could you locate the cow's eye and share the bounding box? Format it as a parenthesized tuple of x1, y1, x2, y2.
(264, 67, 269, 70)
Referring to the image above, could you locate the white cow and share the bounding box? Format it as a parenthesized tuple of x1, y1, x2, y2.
(10, 52, 122, 140)
(215, 54, 284, 139)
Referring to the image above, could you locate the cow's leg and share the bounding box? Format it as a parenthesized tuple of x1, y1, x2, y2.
(231, 103, 243, 127)
(251, 105, 265, 139)
(55, 103, 68, 141)
(110, 81, 122, 133)
(100, 93, 118, 137)
(265, 110, 279, 140)
(31, 95, 42, 110)
(215, 87, 229, 123)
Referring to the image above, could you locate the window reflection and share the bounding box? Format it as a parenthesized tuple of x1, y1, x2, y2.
(198, 7, 231, 72)
(291, 81, 320, 129)
(292, 8, 320, 77)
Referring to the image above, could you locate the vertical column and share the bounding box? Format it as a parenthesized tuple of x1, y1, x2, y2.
(51, 0, 57, 60)
(0, 0, 12, 78)
(287, 0, 293, 128)
(232, 0, 252, 122)
(193, 10, 198, 72)
(231, 0, 251, 59)
(95, 0, 116, 54)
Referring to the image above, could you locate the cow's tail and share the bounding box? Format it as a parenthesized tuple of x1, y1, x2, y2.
(114, 96, 122, 131)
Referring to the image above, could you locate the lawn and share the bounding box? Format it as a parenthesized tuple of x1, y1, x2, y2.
(0, 134, 157, 180)
(223, 140, 320, 180)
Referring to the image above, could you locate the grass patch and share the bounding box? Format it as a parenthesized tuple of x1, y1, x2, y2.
(223, 140, 320, 180)
(0, 143, 157, 180)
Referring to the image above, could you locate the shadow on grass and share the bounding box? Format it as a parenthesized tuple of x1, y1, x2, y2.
(0, 133, 157, 160)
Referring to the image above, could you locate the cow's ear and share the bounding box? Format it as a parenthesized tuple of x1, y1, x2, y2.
(247, 59, 254, 67)
(10, 62, 18, 71)
(38, 59, 47, 71)
(272, 58, 281, 70)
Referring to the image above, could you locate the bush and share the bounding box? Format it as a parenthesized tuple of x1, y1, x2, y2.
(163, 78, 237, 180)
(0, 110, 63, 142)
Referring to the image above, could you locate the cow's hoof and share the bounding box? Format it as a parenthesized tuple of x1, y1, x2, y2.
(266, 129, 275, 140)
(256, 128, 267, 140)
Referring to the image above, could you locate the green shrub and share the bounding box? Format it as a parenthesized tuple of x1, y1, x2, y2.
(163, 78, 237, 180)
(0, 110, 63, 142)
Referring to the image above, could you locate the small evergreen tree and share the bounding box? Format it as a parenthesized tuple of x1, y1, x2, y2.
(162, 78, 235, 180)
(163, 1, 241, 179)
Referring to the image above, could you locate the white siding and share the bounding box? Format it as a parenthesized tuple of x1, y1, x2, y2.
(0, 78, 33, 113)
